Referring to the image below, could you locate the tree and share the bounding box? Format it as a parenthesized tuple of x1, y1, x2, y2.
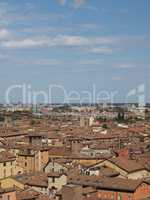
(0, 115, 4, 122)
(116, 112, 125, 122)
(30, 119, 36, 126)
(102, 124, 108, 129)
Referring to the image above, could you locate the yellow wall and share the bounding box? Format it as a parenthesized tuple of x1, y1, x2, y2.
(17, 155, 35, 172)
(17, 150, 49, 172)
(0, 160, 16, 179)
(0, 178, 24, 189)
(96, 160, 128, 177)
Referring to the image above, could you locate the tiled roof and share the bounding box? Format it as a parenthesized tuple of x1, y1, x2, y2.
(109, 156, 148, 173)
(0, 151, 16, 163)
(68, 175, 142, 192)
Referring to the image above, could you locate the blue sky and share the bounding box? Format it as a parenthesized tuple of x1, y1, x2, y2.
(0, 0, 150, 103)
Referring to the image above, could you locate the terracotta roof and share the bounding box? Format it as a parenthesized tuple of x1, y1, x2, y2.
(0, 151, 16, 163)
(93, 166, 120, 177)
(37, 194, 50, 200)
(12, 173, 48, 188)
(0, 187, 16, 194)
(48, 147, 71, 157)
(47, 171, 66, 178)
(68, 175, 142, 192)
(17, 188, 39, 200)
(83, 187, 97, 195)
(109, 156, 148, 173)
(17, 188, 50, 200)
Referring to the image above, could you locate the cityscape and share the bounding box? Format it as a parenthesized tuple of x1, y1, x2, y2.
(0, 0, 150, 200)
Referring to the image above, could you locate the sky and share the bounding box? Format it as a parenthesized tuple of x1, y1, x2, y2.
(0, 0, 150, 104)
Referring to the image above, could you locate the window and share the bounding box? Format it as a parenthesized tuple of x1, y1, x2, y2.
(98, 193, 101, 198)
(60, 169, 64, 173)
(111, 193, 115, 200)
(11, 168, 13, 176)
(118, 193, 122, 200)
(25, 162, 27, 167)
(3, 169, 6, 178)
(3, 162, 6, 167)
(7, 195, 10, 200)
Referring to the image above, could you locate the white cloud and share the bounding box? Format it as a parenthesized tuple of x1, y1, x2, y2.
(1, 34, 148, 54)
(56, 0, 96, 10)
(1, 38, 48, 48)
(0, 29, 10, 39)
(88, 47, 113, 54)
(1, 35, 116, 49)
(56, 0, 88, 8)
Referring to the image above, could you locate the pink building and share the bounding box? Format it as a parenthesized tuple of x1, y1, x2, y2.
(0, 188, 16, 200)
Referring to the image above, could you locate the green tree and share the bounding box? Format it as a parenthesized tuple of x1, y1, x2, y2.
(102, 124, 108, 129)
(0, 115, 4, 122)
(116, 112, 125, 122)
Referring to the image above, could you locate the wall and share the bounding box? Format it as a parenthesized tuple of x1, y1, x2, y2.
(97, 190, 133, 200)
(0, 161, 16, 179)
(2, 191, 16, 200)
(44, 162, 67, 173)
(48, 175, 67, 191)
(133, 183, 150, 200)
(128, 170, 150, 180)
(0, 178, 24, 189)
(17, 155, 35, 172)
